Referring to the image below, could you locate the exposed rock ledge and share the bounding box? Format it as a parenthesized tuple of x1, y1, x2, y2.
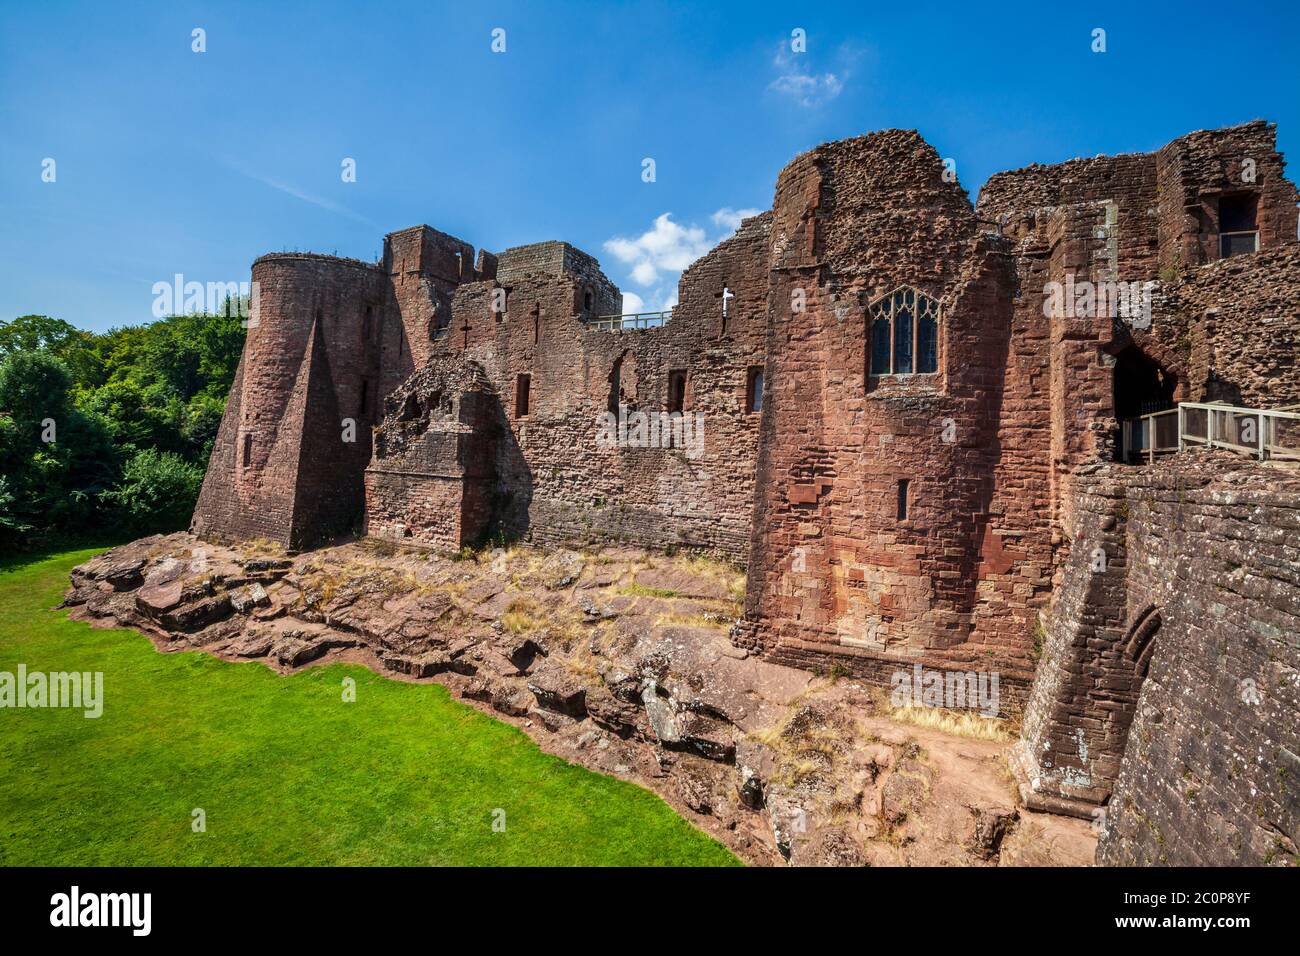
(63, 533, 1095, 867)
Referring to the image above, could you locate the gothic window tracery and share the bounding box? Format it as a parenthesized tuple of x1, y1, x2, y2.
(868, 287, 939, 377)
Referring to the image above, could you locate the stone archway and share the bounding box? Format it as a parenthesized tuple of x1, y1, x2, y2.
(1122, 604, 1162, 678)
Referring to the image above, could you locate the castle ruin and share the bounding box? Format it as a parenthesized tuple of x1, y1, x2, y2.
(191, 120, 1300, 865)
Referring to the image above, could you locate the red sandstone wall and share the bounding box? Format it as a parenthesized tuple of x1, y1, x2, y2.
(1017, 457, 1300, 864)
(1157, 243, 1300, 406)
(192, 253, 389, 548)
(383, 226, 481, 394)
(1155, 121, 1298, 275)
(740, 130, 1039, 695)
(364, 361, 497, 550)
(496, 240, 622, 319)
(408, 217, 770, 561)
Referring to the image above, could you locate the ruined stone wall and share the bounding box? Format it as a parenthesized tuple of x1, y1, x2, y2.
(970, 125, 1300, 582)
(979, 139, 1164, 551)
(192, 253, 389, 549)
(382, 225, 483, 394)
(1014, 463, 1146, 811)
(970, 229, 1056, 642)
(1154, 242, 1300, 407)
(364, 360, 499, 551)
(1018, 456, 1300, 864)
(975, 120, 1298, 462)
(1099, 460, 1300, 864)
(1155, 121, 1298, 275)
(412, 218, 770, 561)
(496, 241, 622, 318)
(740, 130, 1039, 700)
(193, 123, 1300, 739)
(978, 151, 1160, 282)
(195, 228, 490, 551)
(978, 120, 1297, 283)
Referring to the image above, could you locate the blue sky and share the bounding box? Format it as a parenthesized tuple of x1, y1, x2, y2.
(2, 0, 1298, 331)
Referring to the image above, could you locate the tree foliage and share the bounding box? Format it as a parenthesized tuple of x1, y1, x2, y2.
(0, 311, 243, 547)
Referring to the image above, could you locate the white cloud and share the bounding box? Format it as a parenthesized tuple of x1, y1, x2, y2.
(603, 208, 762, 314)
(711, 207, 764, 233)
(603, 213, 713, 286)
(768, 45, 846, 108)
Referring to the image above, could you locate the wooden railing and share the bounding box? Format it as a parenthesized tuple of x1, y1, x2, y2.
(1122, 402, 1300, 464)
(585, 310, 673, 331)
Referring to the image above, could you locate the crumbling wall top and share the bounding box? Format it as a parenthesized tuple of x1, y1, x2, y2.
(252, 251, 383, 273)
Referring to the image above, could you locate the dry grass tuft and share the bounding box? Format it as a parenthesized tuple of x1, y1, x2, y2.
(501, 596, 545, 635)
(559, 640, 604, 685)
(680, 555, 747, 603)
(295, 558, 446, 608)
(885, 704, 1012, 742)
(238, 537, 288, 559)
(752, 697, 855, 789)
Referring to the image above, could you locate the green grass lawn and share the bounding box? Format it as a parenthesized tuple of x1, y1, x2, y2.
(0, 547, 739, 866)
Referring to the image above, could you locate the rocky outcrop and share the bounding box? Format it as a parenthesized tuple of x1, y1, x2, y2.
(66, 533, 1094, 867)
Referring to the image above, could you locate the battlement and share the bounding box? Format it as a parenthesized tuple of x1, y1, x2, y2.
(498, 240, 597, 278)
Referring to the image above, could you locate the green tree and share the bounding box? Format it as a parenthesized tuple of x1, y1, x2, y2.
(0, 310, 241, 546)
(101, 448, 204, 535)
(77, 379, 187, 455)
(183, 392, 227, 461)
(0, 351, 119, 541)
(0, 314, 102, 388)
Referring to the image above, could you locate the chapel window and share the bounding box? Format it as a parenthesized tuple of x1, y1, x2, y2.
(868, 287, 940, 377)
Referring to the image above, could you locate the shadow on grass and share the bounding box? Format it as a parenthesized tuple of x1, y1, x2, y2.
(0, 535, 124, 574)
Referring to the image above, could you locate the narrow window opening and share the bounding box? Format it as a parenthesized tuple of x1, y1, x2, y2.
(1218, 193, 1259, 258)
(583, 290, 593, 312)
(746, 366, 764, 414)
(667, 370, 687, 414)
(242, 433, 252, 469)
(896, 479, 910, 520)
(516, 374, 531, 418)
(917, 315, 937, 373)
(608, 357, 622, 415)
(359, 379, 370, 415)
